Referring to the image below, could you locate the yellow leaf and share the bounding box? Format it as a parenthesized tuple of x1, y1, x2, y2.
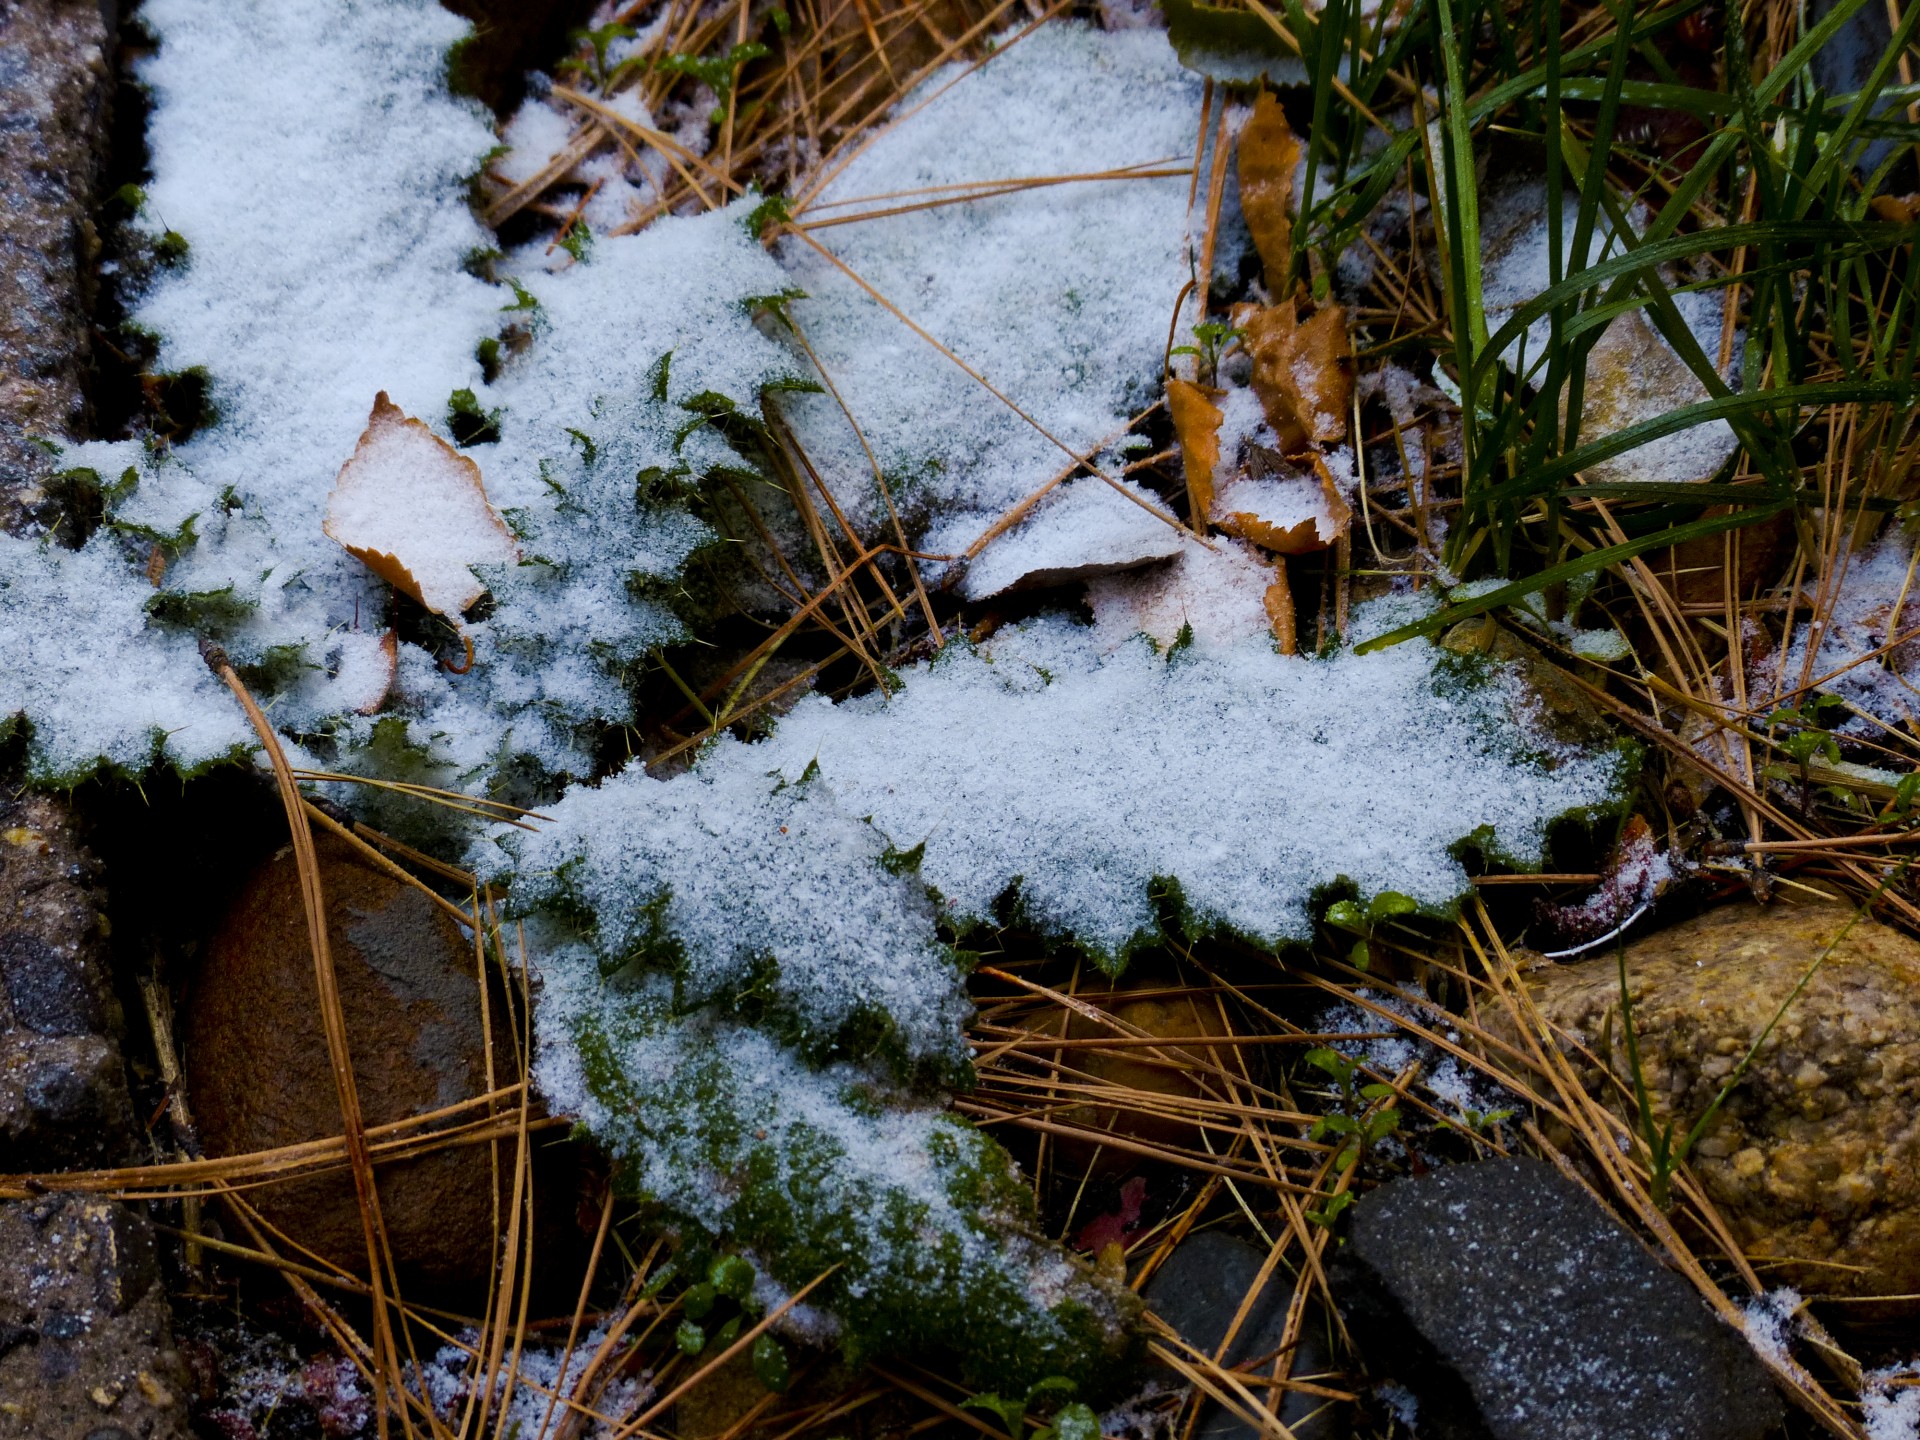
(324, 392, 520, 626)
(1237, 91, 1301, 293)
(1166, 377, 1225, 531)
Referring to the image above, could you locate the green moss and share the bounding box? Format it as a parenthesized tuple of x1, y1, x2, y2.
(569, 990, 1141, 1394)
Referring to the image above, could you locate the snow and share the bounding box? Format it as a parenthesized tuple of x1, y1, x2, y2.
(934, 474, 1186, 600)
(777, 23, 1202, 554)
(1314, 986, 1518, 1123)
(0, 533, 248, 781)
(1087, 534, 1277, 651)
(741, 601, 1621, 961)
(22, 1, 801, 790)
(1762, 527, 1920, 727)
(495, 755, 970, 1071)
(1865, 1364, 1920, 1440)
(493, 97, 576, 186)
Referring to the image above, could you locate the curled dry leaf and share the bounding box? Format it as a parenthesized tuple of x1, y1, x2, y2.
(1241, 300, 1353, 450)
(1213, 448, 1351, 555)
(1237, 90, 1301, 292)
(1166, 377, 1225, 529)
(323, 391, 520, 638)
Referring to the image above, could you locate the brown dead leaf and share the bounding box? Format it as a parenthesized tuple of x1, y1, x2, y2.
(1264, 559, 1297, 655)
(324, 392, 520, 628)
(1237, 90, 1301, 293)
(1166, 377, 1225, 531)
(1870, 193, 1920, 223)
(1213, 452, 1351, 555)
(1242, 300, 1352, 449)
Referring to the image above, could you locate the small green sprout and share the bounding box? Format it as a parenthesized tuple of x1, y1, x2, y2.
(653, 42, 770, 125)
(1303, 1189, 1354, 1228)
(447, 387, 501, 446)
(1303, 1047, 1401, 1171)
(963, 1377, 1095, 1440)
(560, 22, 634, 89)
(1765, 694, 1847, 815)
(1322, 890, 1419, 970)
(1168, 321, 1244, 386)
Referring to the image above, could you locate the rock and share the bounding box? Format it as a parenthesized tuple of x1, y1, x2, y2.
(186, 831, 552, 1304)
(1143, 1231, 1345, 1440)
(0, 790, 137, 1171)
(0, 0, 113, 531)
(0, 1194, 189, 1440)
(1331, 1158, 1781, 1440)
(1505, 898, 1920, 1297)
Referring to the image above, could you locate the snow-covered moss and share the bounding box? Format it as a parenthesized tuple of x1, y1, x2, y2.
(23, 0, 798, 792)
(751, 608, 1625, 964)
(494, 764, 1139, 1388)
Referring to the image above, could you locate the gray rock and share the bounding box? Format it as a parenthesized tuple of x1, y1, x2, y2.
(1145, 1231, 1345, 1440)
(0, 791, 136, 1171)
(1330, 1157, 1783, 1440)
(0, 1194, 187, 1439)
(0, 0, 112, 531)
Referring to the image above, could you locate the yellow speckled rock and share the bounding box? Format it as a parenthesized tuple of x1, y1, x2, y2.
(1515, 898, 1920, 1295)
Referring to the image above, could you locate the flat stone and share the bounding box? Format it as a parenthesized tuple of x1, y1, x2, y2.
(1145, 1231, 1344, 1440)
(1509, 898, 1920, 1296)
(1330, 1157, 1781, 1440)
(0, 1194, 187, 1440)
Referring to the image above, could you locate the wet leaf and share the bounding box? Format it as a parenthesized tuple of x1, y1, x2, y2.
(1162, 0, 1300, 84)
(1166, 377, 1225, 527)
(323, 391, 520, 623)
(1238, 91, 1301, 292)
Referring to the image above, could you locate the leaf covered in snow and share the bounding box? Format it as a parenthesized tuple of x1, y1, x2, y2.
(1242, 300, 1353, 449)
(323, 392, 521, 623)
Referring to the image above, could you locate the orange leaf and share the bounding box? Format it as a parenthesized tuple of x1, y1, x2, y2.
(1243, 301, 1352, 449)
(1870, 193, 1919, 223)
(1237, 91, 1301, 294)
(323, 392, 520, 624)
(1264, 559, 1297, 655)
(1166, 377, 1225, 531)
